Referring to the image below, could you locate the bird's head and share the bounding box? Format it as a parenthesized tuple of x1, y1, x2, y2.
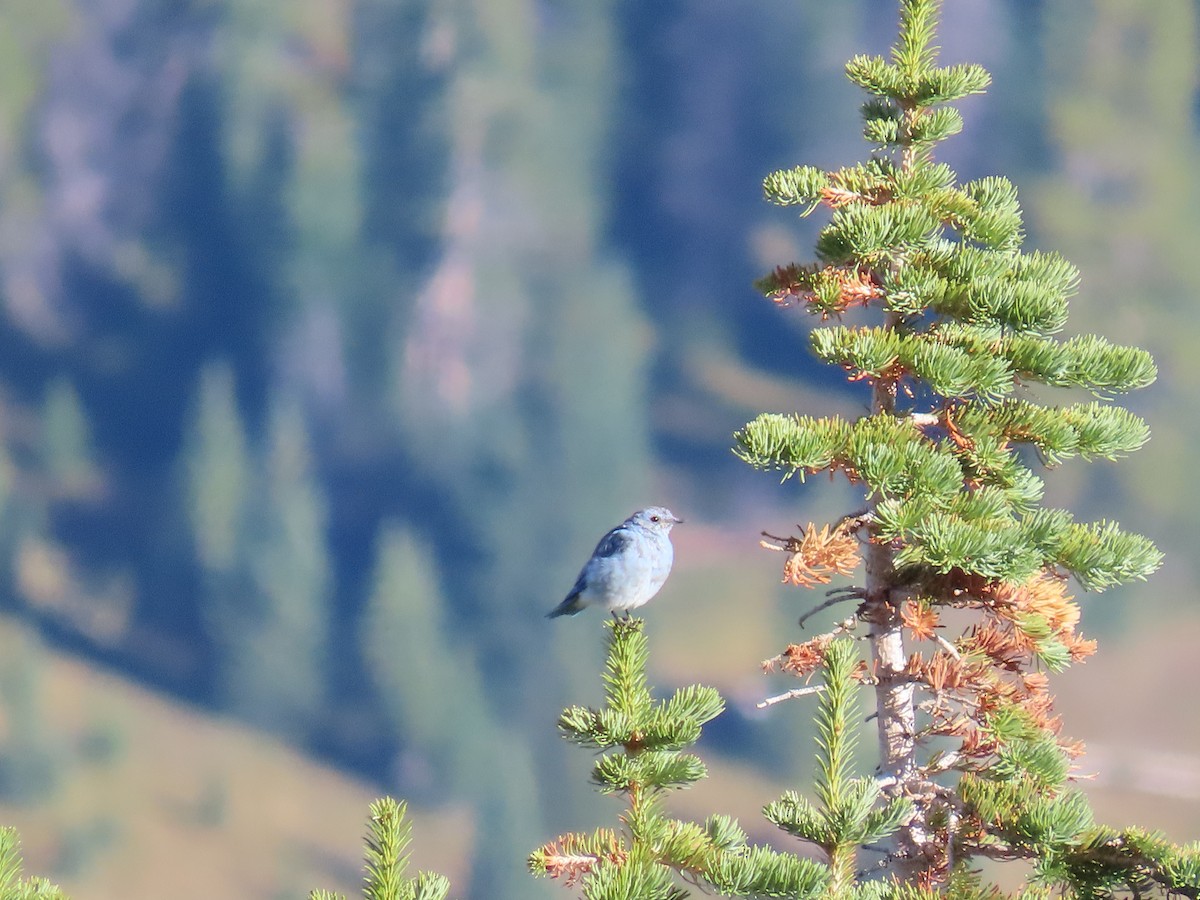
(631, 506, 683, 534)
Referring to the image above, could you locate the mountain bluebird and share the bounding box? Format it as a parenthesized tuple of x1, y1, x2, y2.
(547, 507, 683, 619)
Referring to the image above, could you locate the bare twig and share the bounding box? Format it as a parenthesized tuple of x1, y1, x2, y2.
(945, 807, 958, 878)
(757, 684, 828, 709)
(932, 633, 961, 660)
(798, 588, 864, 628)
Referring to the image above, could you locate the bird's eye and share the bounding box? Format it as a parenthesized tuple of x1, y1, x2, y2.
(650, 515, 660, 522)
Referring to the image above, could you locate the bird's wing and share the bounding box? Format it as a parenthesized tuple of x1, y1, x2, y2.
(591, 526, 634, 559)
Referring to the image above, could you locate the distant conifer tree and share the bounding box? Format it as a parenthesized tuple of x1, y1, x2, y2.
(186, 371, 331, 742)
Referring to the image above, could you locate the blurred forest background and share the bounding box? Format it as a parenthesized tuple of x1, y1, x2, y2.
(0, 0, 1196, 897)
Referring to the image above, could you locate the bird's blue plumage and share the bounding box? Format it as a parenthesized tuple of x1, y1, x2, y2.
(546, 507, 681, 619)
(592, 529, 634, 559)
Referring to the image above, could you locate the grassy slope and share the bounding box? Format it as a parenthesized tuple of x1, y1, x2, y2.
(0, 635, 472, 899)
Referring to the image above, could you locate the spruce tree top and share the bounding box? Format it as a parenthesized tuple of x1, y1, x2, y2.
(737, 0, 1161, 593)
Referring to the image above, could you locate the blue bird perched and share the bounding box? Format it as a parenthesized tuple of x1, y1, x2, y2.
(547, 507, 683, 619)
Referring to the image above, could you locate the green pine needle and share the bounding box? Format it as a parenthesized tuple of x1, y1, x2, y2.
(764, 165, 830, 210)
(602, 618, 654, 719)
(592, 750, 708, 794)
(0, 829, 67, 900)
(364, 798, 413, 900)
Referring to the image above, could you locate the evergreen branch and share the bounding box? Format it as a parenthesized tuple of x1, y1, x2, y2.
(704, 814, 748, 851)
(1054, 520, 1163, 591)
(803, 323, 1156, 402)
(592, 750, 708, 793)
(1003, 333, 1158, 394)
(814, 641, 861, 814)
(755, 264, 883, 318)
(889, 511, 1047, 582)
(0, 829, 67, 900)
(816, 202, 943, 264)
(659, 684, 725, 733)
(1158, 840, 1200, 898)
(905, 338, 1014, 399)
(956, 400, 1149, 464)
(556, 704, 614, 747)
(411, 873, 452, 900)
(733, 413, 851, 477)
(956, 176, 1023, 248)
(764, 165, 831, 210)
(655, 820, 715, 874)
(544, 618, 847, 896)
(741, 465, 1155, 592)
(933, 274, 1069, 336)
(530, 829, 627, 885)
(809, 326, 1015, 400)
(763, 640, 912, 893)
(890, 162, 955, 200)
(1011, 789, 1094, 846)
(736, 410, 968, 502)
(364, 798, 414, 900)
(765, 790, 834, 847)
(577, 856, 684, 900)
(894, 0, 940, 77)
(846, 53, 989, 109)
(700, 845, 830, 899)
(602, 618, 653, 719)
(845, 54, 906, 100)
(904, 106, 964, 147)
(0, 830, 24, 899)
(983, 708, 1071, 789)
(956, 778, 1200, 898)
(910, 63, 992, 106)
(310, 799, 450, 900)
(846, 417, 963, 499)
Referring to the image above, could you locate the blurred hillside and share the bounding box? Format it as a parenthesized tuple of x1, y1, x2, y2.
(0, 0, 1195, 896)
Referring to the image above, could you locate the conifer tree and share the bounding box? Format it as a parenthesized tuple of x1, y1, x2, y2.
(0, 827, 67, 900)
(361, 524, 465, 785)
(309, 797, 449, 900)
(186, 371, 332, 742)
(361, 521, 555, 900)
(234, 396, 332, 740)
(729, 0, 1199, 894)
(39, 377, 97, 498)
(530, 619, 830, 898)
(185, 362, 249, 576)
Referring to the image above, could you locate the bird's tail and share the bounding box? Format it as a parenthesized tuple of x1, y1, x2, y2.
(546, 592, 584, 618)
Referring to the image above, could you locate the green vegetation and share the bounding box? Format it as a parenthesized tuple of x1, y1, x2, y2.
(0, 827, 67, 900)
(0, 0, 1194, 897)
(527, 1, 1195, 896)
(188, 383, 332, 742)
(310, 798, 449, 900)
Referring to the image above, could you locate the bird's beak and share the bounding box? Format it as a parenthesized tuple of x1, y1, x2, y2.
(672, 515, 684, 525)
